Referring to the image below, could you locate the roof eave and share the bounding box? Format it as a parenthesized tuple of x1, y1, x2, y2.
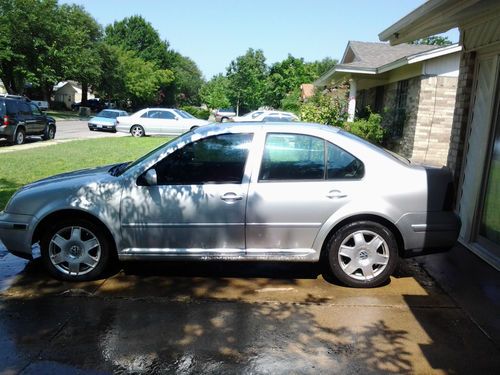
(379, 0, 477, 45)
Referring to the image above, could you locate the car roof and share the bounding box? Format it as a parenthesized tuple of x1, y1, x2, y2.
(198, 121, 341, 134)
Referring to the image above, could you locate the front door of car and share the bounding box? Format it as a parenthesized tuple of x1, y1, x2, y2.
(152, 110, 179, 134)
(20, 102, 38, 134)
(119, 132, 254, 256)
(245, 132, 365, 253)
(29, 103, 46, 133)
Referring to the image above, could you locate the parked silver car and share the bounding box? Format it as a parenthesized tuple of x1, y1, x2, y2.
(116, 108, 210, 137)
(0, 123, 460, 287)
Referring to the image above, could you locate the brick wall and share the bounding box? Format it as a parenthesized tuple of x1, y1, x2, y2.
(447, 52, 476, 181)
(411, 76, 458, 165)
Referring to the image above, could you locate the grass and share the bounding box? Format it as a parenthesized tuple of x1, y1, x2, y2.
(45, 110, 90, 120)
(0, 137, 167, 210)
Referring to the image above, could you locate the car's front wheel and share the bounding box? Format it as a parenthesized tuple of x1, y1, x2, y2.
(326, 221, 398, 288)
(130, 125, 145, 137)
(40, 219, 112, 281)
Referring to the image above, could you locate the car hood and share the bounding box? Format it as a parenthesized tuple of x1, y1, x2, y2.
(20, 164, 115, 192)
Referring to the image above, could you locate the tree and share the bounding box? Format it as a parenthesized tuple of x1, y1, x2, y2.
(115, 48, 174, 108)
(226, 48, 268, 114)
(410, 35, 452, 46)
(170, 52, 204, 106)
(58, 4, 102, 103)
(306, 57, 338, 78)
(265, 55, 317, 108)
(104, 16, 172, 68)
(104, 16, 204, 107)
(199, 74, 231, 109)
(0, 0, 63, 97)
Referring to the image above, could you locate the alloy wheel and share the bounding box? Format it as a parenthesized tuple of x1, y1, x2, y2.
(337, 230, 390, 281)
(48, 226, 101, 276)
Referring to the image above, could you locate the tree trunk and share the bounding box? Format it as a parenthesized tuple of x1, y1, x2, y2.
(81, 81, 88, 103)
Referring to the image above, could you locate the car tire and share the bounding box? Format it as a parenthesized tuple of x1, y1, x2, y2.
(221, 117, 229, 123)
(13, 128, 25, 145)
(326, 221, 398, 288)
(130, 125, 145, 137)
(40, 218, 112, 281)
(42, 125, 55, 140)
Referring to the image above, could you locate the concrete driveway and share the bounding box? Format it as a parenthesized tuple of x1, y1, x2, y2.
(0, 249, 498, 374)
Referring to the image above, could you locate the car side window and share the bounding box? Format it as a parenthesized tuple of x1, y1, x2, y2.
(327, 142, 364, 179)
(141, 111, 149, 118)
(21, 102, 32, 116)
(152, 133, 254, 185)
(30, 103, 42, 116)
(157, 111, 176, 120)
(259, 133, 325, 181)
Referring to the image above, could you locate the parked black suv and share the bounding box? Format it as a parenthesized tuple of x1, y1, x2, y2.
(0, 95, 56, 145)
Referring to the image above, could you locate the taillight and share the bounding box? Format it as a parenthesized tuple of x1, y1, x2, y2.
(3, 115, 8, 125)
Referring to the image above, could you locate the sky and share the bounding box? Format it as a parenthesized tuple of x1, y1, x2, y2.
(61, 0, 459, 80)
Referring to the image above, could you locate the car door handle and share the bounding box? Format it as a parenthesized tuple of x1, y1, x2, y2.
(326, 190, 347, 199)
(221, 192, 243, 202)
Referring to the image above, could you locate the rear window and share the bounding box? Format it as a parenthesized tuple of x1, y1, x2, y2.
(5, 100, 20, 115)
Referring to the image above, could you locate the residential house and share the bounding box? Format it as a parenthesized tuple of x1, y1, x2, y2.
(53, 81, 94, 109)
(379, 0, 500, 270)
(315, 41, 461, 166)
(300, 83, 315, 101)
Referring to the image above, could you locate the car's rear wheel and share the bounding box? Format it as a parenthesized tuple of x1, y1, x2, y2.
(221, 117, 229, 123)
(42, 125, 55, 140)
(130, 125, 145, 137)
(13, 128, 25, 145)
(40, 219, 112, 281)
(326, 221, 398, 288)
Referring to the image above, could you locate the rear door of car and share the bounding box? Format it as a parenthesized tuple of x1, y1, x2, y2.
(245, 131, 365, 256)
(120, 132, 255, 255)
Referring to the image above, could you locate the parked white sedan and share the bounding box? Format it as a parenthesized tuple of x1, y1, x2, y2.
(231, 110, 299, 122)
(116, 108, 210, 137)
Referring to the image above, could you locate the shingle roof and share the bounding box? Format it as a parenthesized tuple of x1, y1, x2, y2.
(339, 41, 439, 70)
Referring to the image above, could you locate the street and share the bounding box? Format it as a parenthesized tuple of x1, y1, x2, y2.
(0, 248, 499, 374)
(0, 120, 127, 153)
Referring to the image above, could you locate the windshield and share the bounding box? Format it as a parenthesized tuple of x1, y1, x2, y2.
(174, 109, 195, 119)
(96, 110, 119, 119)
(115, 135, 183, 176)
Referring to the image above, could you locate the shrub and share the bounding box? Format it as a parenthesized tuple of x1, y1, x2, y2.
(50, 101, 68, 110)
(345, 112, 385, 144)
(181, 105, 210, 120)
(299, 93, 347, 127)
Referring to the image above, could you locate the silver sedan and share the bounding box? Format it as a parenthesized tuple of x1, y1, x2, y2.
(0, 123, 460, 287)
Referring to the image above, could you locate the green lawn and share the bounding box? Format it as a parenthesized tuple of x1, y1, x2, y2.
(45, 110, 90, 120)
(0, 137, 167, 210)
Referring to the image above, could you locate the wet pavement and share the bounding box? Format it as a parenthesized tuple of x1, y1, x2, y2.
(0, 249, 499, 374)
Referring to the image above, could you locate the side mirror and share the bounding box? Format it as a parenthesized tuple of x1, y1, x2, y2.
(144, 169, 158, 186)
